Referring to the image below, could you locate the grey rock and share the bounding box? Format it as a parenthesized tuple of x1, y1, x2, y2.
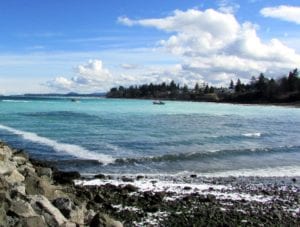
(9, 199, 37, 218)
(21, 215, 46, 227)
(52, 197, 73, 218)
(30, 195, 69, 226)
(5, 169, 25, 185)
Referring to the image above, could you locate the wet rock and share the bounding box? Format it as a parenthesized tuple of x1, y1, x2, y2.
(136, 175, 144, 180)
(183, 186, 192, 190)
(53, 171, 80, 184)
(121, 176, 134, 182)
(90, 213, 123, 227)
(94, 174, 106, 179)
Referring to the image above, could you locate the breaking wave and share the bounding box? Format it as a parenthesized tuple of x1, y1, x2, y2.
(115, 146, 299, 165)
(0, 124, 115, 165)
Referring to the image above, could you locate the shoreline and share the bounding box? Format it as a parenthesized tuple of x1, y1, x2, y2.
(1, 141, 299, 226)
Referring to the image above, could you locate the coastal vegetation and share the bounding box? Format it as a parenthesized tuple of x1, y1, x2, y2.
(107, 69, 300, 104)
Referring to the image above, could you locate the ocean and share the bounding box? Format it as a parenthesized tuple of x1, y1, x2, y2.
(0, 96, 299, 177)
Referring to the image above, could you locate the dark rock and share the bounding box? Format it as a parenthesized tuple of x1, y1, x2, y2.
(52, 197, 74, 218)
(136, 175, 144, 180)
(94, 194, 106, 203)
(94, 174, 106, 179)
(53, 171, 80, 184)
(122, 184, 138, 192)
(90, 213, 123, 227)
(121, 176, 134, 182)
(183, 186, 192, 190)
(292, 178, 296, 183)
(190, 174, 197, 178)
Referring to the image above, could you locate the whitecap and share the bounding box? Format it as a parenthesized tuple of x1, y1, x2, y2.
(242, 132, 261, 137)
(2, 100, 31, 103)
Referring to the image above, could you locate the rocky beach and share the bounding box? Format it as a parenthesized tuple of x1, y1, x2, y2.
(0, 141, 299, 226)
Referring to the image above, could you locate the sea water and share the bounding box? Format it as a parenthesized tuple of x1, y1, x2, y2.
(0, 97, 299, 177)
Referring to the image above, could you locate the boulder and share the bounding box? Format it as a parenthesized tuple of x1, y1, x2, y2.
(90, 213, 123, 227)
(21, 216, 46, 227)
(52, 197, 74, 218)
(36, 167, 52, 179)
(30, 195, 69, 226)
(0, 145, 13, 161)
(0, 161, 16, 175)
(9, 199, 37, 218)
(5, 169, 25, 185)
(69, 205, 86, 225)
(12, 156, 27, 166)
(13, 150, 29, 160)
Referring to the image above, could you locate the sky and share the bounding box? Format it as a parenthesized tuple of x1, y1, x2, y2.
(0, 0, 300, 94)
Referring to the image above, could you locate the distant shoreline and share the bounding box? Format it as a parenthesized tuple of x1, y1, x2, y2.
(1, 94, 299, 108)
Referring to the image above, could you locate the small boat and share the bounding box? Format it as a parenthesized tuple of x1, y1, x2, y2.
(153, 100, 165, 105)
(71, 98, 79, 102)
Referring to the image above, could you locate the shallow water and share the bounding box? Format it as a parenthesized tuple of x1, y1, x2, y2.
(0, 96, 299, 176)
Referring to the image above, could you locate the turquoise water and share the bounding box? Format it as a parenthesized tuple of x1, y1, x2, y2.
(0, 97, 299, 176)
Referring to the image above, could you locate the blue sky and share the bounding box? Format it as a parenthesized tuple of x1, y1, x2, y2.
(0, 0, 300, 94)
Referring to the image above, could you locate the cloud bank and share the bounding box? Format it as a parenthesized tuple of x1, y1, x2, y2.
(47, 8, 300, 92)
(119, 8, 300, 85)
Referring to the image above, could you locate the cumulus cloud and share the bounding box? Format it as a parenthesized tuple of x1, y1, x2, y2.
(46, 60, 113, 92)
(260, 5, 300, 25)
(120, 8, 300, 85)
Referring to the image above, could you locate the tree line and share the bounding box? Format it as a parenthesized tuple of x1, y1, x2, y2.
(106, 69, 300, 103)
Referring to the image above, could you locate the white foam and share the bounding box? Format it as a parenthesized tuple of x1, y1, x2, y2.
(75, 178, 272, 203)
(242, 132, 261, 137)
(197, 166, 300, 177)
(0, 124, 115, 164)
(2, 100, 31, 103)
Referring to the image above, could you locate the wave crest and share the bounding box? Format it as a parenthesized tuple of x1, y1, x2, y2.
(0, 124, 115, 165)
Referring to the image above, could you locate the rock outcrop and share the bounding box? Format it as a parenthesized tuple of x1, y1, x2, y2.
(0, 142, 122, 227)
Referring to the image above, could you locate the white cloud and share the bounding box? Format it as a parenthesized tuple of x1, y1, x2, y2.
(120, 8, 300, 85)
(217, 0, 240, 14)
(46, 59, 113, 92)
(120, 63, 138, 70)
(261, 5, 300, 25)
(46, 76, 73, 91)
